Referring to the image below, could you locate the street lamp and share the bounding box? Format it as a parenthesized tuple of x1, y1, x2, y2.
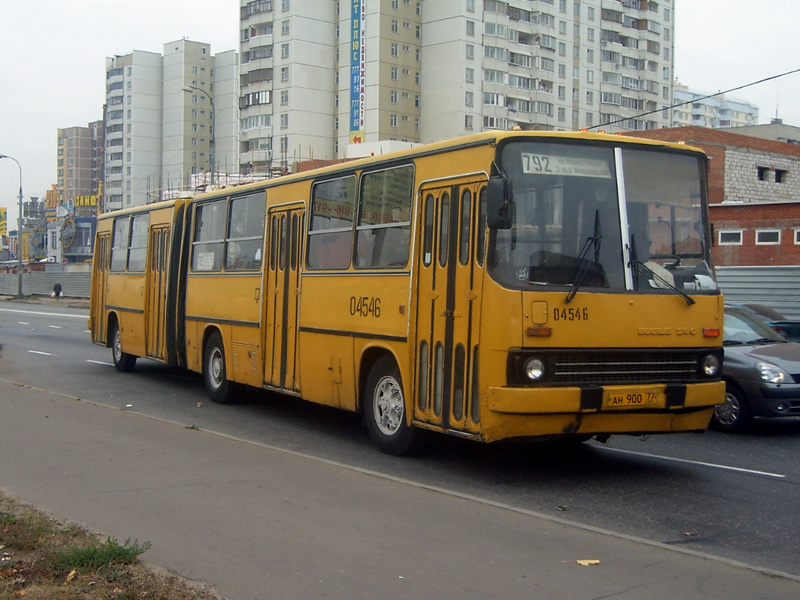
(0, 153, 24, 298)
(183, 86, 216, 186)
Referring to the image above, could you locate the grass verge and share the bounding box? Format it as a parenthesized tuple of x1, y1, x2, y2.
(0, 492, 223, 599)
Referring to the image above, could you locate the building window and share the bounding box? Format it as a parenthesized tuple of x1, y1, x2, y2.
(755, 230, 780, 245)
(391, 66, 398, 80)
(282, 20, 290, 34)
(392, 19, 399, 33)
(775, 169, 787, 183)
(465, 115, 473, 129)
(390, 114, 398, 127)
(280, 113, 289, 128)
(794, 229, 800, 245)
(465, 68, 474, 83)
(281, 43, 289, 58)
(390, 90, 398, 103)
(757, 166, 768, 181)
(718, 230, 743, 246)
(281, 67, 289, 81)
(465, 91, 474, 106)
(391, 43, 398, 56)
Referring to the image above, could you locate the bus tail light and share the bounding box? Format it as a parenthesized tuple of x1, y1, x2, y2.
(703, 328, 720, 338)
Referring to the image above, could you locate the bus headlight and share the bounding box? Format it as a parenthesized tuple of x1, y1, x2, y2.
(701, 353, 721, 377)
(524, 357, 546, 381)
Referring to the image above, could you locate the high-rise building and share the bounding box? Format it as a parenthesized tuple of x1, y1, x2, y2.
(672, 82, 759, 129)
(56, 122, 104, 214)
(238, 0, 676, 170)
(104, 41, 238, 211)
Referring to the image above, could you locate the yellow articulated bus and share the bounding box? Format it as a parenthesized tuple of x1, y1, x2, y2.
(90, 130, 725, 454)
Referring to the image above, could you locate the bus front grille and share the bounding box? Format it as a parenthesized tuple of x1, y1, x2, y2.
(507, 348, 720, 386)
(552, 350, 699, 384)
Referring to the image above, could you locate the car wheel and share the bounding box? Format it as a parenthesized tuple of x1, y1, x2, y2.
(711, 383, 752, 432)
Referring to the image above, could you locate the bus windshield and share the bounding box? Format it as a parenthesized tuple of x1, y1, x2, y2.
(489, 140, 717, 296)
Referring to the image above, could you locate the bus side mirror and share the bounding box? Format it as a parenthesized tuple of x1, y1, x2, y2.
(487, 176, 513, 229)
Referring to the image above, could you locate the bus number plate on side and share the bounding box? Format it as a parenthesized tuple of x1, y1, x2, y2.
(604, 386, 662, 409)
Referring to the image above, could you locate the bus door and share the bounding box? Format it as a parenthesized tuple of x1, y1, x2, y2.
(90, 232, 111, 345)
(415, 177, 487, 435)
(145, 226, 169, 360)
(264, 205, 304, 392)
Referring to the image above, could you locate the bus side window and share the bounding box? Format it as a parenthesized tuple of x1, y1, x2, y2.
(226, 192, 265, 271)
(110, 217, 130, 272)
(127, 214, 150, 272)
(355, 165, 413, 269)
(307, 175, 356, 270)
(192, 201, 226, 272)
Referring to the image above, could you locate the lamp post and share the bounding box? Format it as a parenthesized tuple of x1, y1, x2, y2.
(0, 153, 24, 298)
(183, 86, 215, 186)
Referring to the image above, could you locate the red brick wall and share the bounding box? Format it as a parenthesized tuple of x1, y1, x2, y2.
(627, 127, 800, 267)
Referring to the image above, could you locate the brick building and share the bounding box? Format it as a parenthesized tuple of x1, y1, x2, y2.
(628, 126, 800, 267)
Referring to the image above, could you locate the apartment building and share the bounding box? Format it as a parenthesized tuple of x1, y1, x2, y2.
(56, 122, 104, 214)
(239, 0, 676, 170)
(104, 41, 238, 211)
(672, 82, 758, 129)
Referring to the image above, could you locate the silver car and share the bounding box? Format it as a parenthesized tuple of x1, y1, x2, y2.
(713, 305, 800, 431)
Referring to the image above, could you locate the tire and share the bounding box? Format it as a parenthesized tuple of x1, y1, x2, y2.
(364, 355, 420, 455)
(710, 383, 752, 432)
(110, 321, 136, 373)
(203, 331, 239, 404)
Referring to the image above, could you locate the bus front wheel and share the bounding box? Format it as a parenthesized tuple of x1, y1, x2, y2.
(203, 331, 239, 404)
(110, 322, 136, 373)
(364, 356, 420, 455)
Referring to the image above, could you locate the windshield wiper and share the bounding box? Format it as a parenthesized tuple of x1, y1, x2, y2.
(565, 209, 602, 304)
(631, 259, 695, 306)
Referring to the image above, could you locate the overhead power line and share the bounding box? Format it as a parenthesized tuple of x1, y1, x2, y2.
(588, 67, 800, 131)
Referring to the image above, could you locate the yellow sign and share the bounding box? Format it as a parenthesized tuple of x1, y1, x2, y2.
(74, 195, 97, 207)
(0, 207, 6, 236)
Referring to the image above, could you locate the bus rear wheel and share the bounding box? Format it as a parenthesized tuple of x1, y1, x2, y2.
(110, 322, 136, 373)
(364, 356, 420, 455)
(203, 331, 239, 404)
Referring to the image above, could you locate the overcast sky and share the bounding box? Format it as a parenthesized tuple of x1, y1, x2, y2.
(2, 0, 799, 228)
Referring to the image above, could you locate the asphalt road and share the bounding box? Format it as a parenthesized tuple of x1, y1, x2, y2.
(1, 297, 799, 599)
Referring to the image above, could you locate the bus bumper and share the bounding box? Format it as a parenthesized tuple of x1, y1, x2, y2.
(480, 380, 724, 442)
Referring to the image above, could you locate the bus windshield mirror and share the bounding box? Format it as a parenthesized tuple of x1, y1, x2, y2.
(487, 176, 513, 229)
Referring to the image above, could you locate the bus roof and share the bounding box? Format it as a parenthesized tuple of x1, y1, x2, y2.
(190, 130, 707, 201)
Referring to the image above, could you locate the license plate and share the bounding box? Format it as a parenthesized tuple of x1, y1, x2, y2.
(604, 386, 662, 409)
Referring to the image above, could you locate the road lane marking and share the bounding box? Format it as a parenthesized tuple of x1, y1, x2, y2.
(49, 325, 62, 329)
(28, 350, 57, 357)
(597, 446, 786, 479)
(86, 360, 114, 367)
(0, 307, 86, 319)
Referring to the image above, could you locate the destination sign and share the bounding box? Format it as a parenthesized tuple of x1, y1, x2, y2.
(521, 153, 612, 178)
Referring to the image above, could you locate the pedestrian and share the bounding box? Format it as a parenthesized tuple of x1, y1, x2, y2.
(52, 281, 63, 300)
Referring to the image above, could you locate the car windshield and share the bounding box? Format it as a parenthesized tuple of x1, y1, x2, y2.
(724, 306, 787, 345)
